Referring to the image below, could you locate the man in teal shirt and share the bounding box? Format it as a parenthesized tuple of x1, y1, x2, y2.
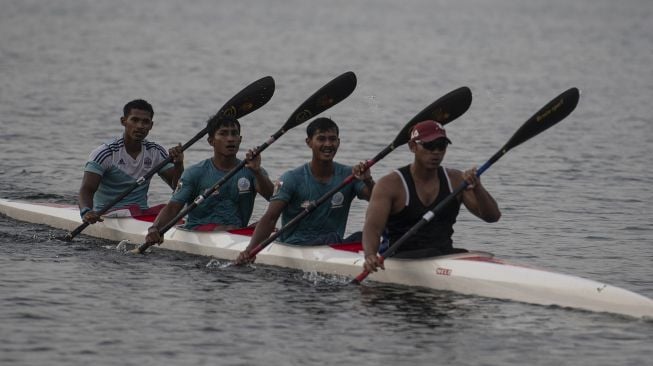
(237, 117, 375, 262)
(145, 115, 274, 245)
(78, 99, 184, 224)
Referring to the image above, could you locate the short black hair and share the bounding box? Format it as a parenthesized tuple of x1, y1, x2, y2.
(207, 115, 241, 137)
(123, 99, 154, 118)
(306, 117, 339, 138)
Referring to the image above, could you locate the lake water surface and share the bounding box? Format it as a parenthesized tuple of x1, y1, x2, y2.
(1, 1, 652, 365)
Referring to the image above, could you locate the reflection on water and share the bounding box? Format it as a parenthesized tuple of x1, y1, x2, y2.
(358, 283, 474, 327)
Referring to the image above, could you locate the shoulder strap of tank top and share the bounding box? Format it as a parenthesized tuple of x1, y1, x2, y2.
(439, 166, 453, 193)
(393, 165, 411, 207)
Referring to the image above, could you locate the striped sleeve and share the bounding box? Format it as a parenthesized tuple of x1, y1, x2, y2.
(85, 142, 116, 174)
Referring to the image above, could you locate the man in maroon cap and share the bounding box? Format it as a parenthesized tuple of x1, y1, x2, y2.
(361, 120, 501, 272)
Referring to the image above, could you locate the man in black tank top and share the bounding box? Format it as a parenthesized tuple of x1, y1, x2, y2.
(361, 120, 501, 272)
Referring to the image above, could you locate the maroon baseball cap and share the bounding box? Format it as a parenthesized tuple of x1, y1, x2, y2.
(409, 120, 452, 144)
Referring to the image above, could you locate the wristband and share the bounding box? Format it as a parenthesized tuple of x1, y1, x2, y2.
(80, 207, 92, 218)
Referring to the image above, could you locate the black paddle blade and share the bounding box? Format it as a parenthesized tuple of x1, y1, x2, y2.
(393, 86, 473, 147)
(503, 87, 580, 152)
(282, 71, 357, 131)
(216, 76, 275, 119)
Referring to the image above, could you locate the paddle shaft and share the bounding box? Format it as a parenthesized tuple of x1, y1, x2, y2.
(64, 76, 275, 241)
(247, 86, 474, 258)
(352, 87, 580, 284)
(65, 126, 209, 240)
(351, 144, 513, 282)
(135, 72, 359, 254)
(248, 145, 394, 257)
(172, 132, 282, 234)
(134, 126, 302, 254)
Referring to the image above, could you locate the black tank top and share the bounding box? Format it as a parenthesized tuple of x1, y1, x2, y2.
(386, 165, 461, 256)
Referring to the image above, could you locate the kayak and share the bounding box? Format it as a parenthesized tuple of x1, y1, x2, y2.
(1, 198, 652, 319)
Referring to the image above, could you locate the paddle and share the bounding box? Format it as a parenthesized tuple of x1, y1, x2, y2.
(352, 87, 581, 284)
(133, 71, 358, 254)
(62, 76, 276, 242)
(243, 86, 473, 260)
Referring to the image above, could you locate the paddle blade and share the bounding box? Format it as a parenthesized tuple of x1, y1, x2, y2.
(392, 86, 472, 147)
(282, 71, 357, 131)
(503, 87, 580, 152)
(217, 76, 275, 119)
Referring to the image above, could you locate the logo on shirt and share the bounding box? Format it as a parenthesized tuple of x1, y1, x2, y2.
(118, 158, 126, 165)
(238, 177, 251, 193)
(331, 192, 344, 208)
(144, 157, 152, 167)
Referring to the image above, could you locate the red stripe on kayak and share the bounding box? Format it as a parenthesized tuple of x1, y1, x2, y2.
(111, 204, 166, 223)
(456, 256, 506, 264)
(227, 227, 256, 236)
(188, 224, 256, 236)
(132, 214, 157, 222)
(329, 242, 364, 252)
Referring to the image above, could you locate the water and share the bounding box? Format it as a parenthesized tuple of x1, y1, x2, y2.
(1, 0, 652, 365)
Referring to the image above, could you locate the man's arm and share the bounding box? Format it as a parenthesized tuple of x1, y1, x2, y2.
(144, 200, 185, 245)
(458, 167, 501, 223)
(160, 143, 184, 189)
(245, 149, 274, 200)
(78, 171, 103, 224)
(235, 200, 286, 264)
(361, 175, 397, 272)
(253, 170, 274, 200)
(353, 161, 375, 201)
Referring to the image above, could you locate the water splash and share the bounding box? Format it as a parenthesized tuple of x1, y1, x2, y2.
(206, 258, 233, 269)
(115, 239, 135, 252)
(301, 270, 351, 286)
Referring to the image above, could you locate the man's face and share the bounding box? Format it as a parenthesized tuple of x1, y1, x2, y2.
(306, 128, 340, 162)
(209, 124, 242, 156)
(410, 138, 448, 169)
(121, 109, 153, 142)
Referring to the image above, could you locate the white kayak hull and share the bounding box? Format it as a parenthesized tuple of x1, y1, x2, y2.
(1, 198, 652, 318)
